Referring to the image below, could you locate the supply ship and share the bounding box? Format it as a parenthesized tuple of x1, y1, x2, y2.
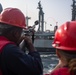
(33, 0, 76, 52)
(32, 1, 58, 52)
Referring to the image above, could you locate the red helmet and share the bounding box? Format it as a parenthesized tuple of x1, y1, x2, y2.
(52, 21, 76, 51)
(0, 8, 26, 28)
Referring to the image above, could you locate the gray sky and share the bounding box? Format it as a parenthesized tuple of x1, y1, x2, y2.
(0, 0, 72, 31)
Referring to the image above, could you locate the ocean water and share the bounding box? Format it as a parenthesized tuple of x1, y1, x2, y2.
(40, 52, 59, 74)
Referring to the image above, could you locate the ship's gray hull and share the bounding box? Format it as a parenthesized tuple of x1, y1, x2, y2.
(19, 32, 56, 52)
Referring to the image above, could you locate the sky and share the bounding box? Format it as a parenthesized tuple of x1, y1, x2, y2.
(0, 0, 73, 31)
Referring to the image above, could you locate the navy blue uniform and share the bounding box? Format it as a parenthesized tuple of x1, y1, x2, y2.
(1, 44, 43, 75)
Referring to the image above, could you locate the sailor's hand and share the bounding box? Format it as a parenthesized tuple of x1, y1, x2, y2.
(23, 36, 36, 52)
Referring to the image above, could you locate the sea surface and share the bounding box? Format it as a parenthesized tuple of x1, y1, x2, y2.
(40, 52, 59, 74)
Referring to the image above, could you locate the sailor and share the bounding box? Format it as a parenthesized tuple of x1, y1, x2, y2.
(45, 21, 76, 75)
(0, 7, 43, 75)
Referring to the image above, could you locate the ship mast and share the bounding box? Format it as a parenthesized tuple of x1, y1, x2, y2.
(71, 0, 76, 21)
(0, 3, 3, 13)
(37, 1, 44, 32)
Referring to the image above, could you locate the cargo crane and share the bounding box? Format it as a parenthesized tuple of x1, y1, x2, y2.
(71, 0, 76, 21)
(37, 1, 44, 32)
(0, 3, 3, 13)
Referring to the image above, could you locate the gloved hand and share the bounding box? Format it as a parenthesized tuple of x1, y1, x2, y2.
(19, 35, 36, 52)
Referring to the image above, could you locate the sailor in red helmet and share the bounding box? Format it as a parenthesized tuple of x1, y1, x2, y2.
(0, 8, 43, 75)
(45, 21, 76, 75)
